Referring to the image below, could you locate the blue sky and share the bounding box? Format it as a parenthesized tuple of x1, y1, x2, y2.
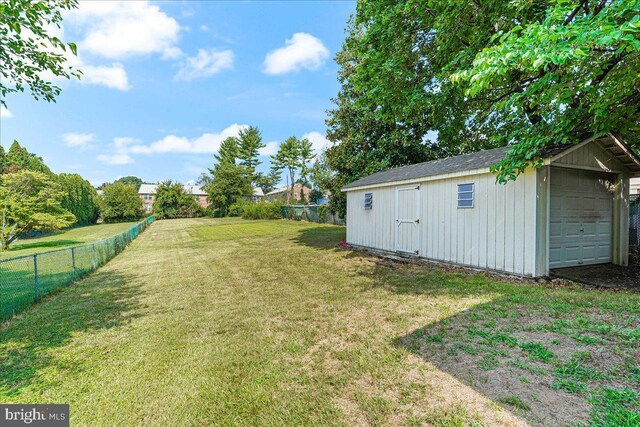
(0, 1, 355, 186)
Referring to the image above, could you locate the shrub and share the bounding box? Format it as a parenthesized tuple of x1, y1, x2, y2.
(242, 202, 282, 220)
(100, 182, 143, 223)
(227, 199, 247, 217)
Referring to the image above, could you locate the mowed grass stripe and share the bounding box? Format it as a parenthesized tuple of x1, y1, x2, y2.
(0, 218, 638, 426)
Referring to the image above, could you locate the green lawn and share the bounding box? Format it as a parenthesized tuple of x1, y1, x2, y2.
(0, 218, 638, 426)
(0, 222, 140, 259)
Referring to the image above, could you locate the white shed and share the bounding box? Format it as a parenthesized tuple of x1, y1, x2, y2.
(342, 134, 640, 277)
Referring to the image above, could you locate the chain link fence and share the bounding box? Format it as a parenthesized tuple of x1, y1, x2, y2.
(281, 205, 345, 225)
(0, 216, 154, 322)
(631, 194, 640, 250)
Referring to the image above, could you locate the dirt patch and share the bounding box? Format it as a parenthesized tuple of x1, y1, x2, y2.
(397, 302, 640, 427)
(552, 263, 640, 291)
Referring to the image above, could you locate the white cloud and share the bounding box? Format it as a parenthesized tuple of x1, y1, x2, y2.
(264, 33, 329, 75)
(96, 136, 139, 165)
(128, 124, 247, 155)
(0, 107, 12, 119)
(66, 1, 181, 60)
(259, 141, 279, 157)
(79, 63, 130, 90)
(175, 49, 234, 81)
(63, 132, 95, 149)
(303, 131, 331, 154)
(97, 153, 134, 165)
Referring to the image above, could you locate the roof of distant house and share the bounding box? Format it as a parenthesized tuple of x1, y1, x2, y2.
(184, 185, 207, 196)
(138, 183, 206, 196)
(253, 187, 264, 197)
(138, 183, 158, 194)
(266, 184, 309, 196)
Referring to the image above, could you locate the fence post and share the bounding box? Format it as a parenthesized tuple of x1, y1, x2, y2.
(71, 247, 76, 282)
(33, 254, 39, 301)
(92, 243, 96, 269)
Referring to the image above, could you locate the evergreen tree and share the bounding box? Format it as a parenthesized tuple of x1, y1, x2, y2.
(58, 173, 100, 225)
(236, 126, 265, 184)
(0, 145, 6, 174)
(215, 136, 239, 165)
(255, 169, 282, 195)
(5, 141, 52, 175)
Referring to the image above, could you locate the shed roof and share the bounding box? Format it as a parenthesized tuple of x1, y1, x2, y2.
(342, 135, 640, 191)
(342, 146, 512, 190)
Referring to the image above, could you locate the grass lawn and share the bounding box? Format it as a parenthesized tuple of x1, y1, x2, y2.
(0, 222, 140, 259)
(0, 218, 638, 426)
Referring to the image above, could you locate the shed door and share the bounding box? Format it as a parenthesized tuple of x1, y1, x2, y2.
(395, 185, 420, 254)
(549, 168, 614, 269)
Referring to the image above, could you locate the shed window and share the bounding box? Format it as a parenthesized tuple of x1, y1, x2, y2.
(364, 193, 373, 209)
(457, 183, 474, 208)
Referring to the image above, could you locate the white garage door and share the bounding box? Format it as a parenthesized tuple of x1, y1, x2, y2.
(549, 168, 614, 269)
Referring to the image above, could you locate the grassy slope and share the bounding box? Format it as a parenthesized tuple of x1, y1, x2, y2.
(0, 222, 140, 259)
(0, 218, 637, 426)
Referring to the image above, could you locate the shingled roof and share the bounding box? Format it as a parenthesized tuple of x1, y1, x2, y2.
(341, 144, 580, 191)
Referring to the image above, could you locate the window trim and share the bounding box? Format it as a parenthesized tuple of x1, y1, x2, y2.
(457, 183, 475, 209)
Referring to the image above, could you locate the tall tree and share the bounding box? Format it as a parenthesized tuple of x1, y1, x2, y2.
(100, 182, 144, 223)
(271, 136, 315, 199)
(58, 173, 100, 225)
(5, 141, 52, 175)
(325, 0, 547, 215)
(215, 136, 239, 166)
(0, 170, 75, 250)
(309, 152, 333, 196)
(0, 145, 7, 174)
(236, 126, 265, 184)
(114, 176, 143, 191)
(205, 162, 251, 216)
(297, 138, 315, 187)
(453, 0, 640, 181)
(255, 169, 282, 195)
(0, 0, 81, 108)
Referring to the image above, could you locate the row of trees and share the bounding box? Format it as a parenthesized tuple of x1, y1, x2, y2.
(0, 142, 148, 250)
(200, 126, 332, 216)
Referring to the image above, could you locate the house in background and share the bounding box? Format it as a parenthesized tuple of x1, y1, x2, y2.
(252, 187, 265, 201)
(265, 184, 311, 203)
(631, 178, 640, 195)
(139, 184, 157, 212)
(184, 185, 209, 208)
(139, 184, 209, 212)
(343, 133, 640, 278)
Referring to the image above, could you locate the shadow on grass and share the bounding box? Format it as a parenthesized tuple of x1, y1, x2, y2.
(8, 239, 83, 253)
(0, 270, 144, 397)
(352, 259, 638, 426)
(291, 225, 346, 251)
